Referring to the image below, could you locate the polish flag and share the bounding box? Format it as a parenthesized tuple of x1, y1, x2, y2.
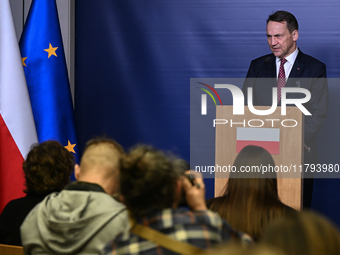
(236, 127, 280, 155)
(0, 0, 38, 212)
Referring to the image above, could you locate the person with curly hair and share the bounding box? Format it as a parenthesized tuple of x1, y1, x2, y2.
(104, 145, 250, 255)
(0, 140, 75, 246)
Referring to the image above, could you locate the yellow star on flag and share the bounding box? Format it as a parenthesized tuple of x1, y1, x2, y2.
(44, 43, 58, 58)
(64, 140, 76, 153)
(22, 57, 27, 66)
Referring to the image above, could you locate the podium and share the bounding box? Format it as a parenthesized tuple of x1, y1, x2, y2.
(214, 105, 304, 210)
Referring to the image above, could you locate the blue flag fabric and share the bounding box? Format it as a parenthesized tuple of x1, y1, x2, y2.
(19, 0, 78, 159)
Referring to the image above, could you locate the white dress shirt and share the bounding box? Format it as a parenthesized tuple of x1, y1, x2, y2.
(276, 48, 299, 81)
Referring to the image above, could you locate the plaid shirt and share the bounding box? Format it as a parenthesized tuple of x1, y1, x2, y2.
(104, 208, 249, 255)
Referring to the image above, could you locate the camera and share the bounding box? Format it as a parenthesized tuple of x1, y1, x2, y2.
(178, 174, 195, 207)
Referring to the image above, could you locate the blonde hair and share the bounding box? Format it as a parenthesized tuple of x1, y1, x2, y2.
(80, 138, 124, 178)
(261, 211, 340, 255)
(198, 242, 285, 255)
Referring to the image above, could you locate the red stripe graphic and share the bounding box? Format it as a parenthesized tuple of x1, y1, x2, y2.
(236, 140, 280, 155)
(198, 82, 223, 105)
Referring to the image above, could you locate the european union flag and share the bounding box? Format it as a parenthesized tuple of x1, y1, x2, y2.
(19, 0, 78, 159)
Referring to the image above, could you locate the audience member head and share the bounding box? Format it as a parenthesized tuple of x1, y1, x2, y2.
(23, 140, 75, 196)
(261, 211, 340, 255)
(209, 145, 292, 241)
(227, 145, 277, 196)
(119, 145, 179, 217)
(75, 138, 125, 195)
(172, 158, 190, 175)
(199, 242, 286, 255)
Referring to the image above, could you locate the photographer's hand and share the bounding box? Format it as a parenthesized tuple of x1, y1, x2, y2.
(181, 171, 207, 211)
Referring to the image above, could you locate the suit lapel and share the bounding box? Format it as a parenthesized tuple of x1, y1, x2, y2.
(267, 55, 276, 77)
(286, 50, 303, 88)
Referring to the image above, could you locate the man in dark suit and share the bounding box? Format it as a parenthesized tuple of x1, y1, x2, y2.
(242, 11, 328, 209)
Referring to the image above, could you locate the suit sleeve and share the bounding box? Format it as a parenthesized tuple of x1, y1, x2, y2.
(304, 63, 328, 144)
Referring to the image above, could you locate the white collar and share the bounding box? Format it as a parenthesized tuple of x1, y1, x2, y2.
(276, 48, 299, 65)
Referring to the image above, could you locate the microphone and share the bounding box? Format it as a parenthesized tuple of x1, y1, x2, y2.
(264, 56, 271, 64)
(250, 56, 272, 106)
(255, 56, 271, 78)
(244, 56, 272, 106)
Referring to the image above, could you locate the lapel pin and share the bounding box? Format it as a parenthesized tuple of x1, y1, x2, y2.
(297, 68, 300, 70)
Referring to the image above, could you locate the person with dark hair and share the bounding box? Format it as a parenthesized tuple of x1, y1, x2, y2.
(207, 146, 296, 241)
(242, 10, 328, 209)
(104, 145, 250, 255)
(0, 140, 75, 246)
(267, 10, 298, 34)
(261, 211, 340, 255)
(21, 138, 129, 255)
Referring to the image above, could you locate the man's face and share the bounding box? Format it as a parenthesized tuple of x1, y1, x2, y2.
(266, 21, 298, 58)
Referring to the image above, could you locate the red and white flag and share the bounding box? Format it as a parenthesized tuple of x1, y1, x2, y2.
(236, 127, 280, 155)
(0, 0, 38, 212)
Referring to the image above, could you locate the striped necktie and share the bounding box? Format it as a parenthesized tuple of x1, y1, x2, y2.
(277, 58, 287, 102)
